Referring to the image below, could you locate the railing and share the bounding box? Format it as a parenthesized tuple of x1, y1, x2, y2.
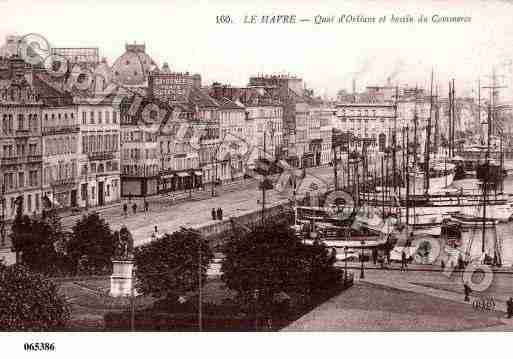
(0, 157, 18, 166)
(87, 151, 115, 161)
(1, 155, 42, 165)
(51, 177, 77, 187)
(14, 129, 31, 137)
(26, 154, 42, 163)
(42, 125, 80, 135)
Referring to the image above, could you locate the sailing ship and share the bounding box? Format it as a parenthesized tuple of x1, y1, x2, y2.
(452, 73, 505, 267)
(407, 162, 456, 195)
(292, 205, 394, 250)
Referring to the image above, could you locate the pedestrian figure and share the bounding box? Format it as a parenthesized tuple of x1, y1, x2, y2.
(372, 248, 378, 265)
(144, 199, 149, 212)
(463, 282, 471, 302)
(128, 192, 132, 202)
(441, 259, 445, 271)
(330, 248, 337, 261)
(401, 251, 407, 271)
(217, 207, 223, 221)
(378, 253, 385, 269)
(211, 208, 216, 221)
(507, 297, 513, 318)
(123, 203, 128, 216)
(132, 202, 137, 214)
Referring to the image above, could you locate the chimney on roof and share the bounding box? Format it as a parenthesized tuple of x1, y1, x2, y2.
(192, 73, 201, 88)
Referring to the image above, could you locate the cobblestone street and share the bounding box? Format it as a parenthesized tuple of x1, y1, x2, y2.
(60, 166, 335, 246)
(285, 265, 513, 331)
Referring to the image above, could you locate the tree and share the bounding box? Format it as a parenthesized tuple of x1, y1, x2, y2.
(221, 221, 340, 315)
(68, 212, 115, 274)
(0, 264, 70, 330)
(134, 228, 213, 299)
(10, 214, 64, 275)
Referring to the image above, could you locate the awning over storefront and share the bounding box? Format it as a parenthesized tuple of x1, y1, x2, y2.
(176, 172, 189, 177)
(194, 171, 203, 176)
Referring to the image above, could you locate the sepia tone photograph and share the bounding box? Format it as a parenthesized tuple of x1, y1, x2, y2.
(2, 0, 513, 355)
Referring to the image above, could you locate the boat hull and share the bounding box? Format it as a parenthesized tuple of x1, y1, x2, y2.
(409, 172, 455, 195)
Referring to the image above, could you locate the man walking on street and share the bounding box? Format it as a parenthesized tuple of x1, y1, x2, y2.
(123, 202, 128, 216)
(217, 207, 223, 221)
(401, 251, 407, 272)
(211, 208, 217, 220)
(507, 297, 513, 318)
(144, 199, 149, 213)
(132, 202, 137, 214)
(464, 282, 471, 302)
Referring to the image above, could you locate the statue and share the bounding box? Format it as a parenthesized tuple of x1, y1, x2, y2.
(114, 226, 134, 259)
(110, 225, 135, 297)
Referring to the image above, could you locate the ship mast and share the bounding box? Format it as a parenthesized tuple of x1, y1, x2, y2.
(478, 78, 481, 144)
(451, 79, 456, 156)
(393, 86, 398, 195)
(434, 84, 439, 155)
(480, 67, 504, 257)
(482, 102, 490, 255)
(448, 81, 452, 156)
(405, 125, 410, 226)
(424, 69, 434, 196)
(413, 86, 418, 167)
(412, 87, 418, 224)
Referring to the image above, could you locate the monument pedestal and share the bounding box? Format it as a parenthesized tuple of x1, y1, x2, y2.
(0, 246, 16, 265)
(110, 259, 134, 297)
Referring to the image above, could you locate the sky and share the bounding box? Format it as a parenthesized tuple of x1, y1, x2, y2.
(1, 0, 513, 101)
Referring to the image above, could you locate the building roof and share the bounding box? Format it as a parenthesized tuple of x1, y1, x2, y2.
(161, 62, 171, 73)
(236, 87, 282, 107)
(111, 43, 158, 86)
(0, 35, 25, 58)
(33, 73, 73, 106)
(217, 97, 245, 110)
(188, 87, 219, 108)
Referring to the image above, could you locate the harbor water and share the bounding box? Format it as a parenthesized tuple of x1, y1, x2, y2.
(451, 177, 513, 267)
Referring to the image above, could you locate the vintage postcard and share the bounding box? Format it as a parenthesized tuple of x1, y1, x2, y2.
(1, 0, 513, 357)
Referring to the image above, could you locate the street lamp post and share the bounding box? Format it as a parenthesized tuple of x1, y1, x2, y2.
(0, 184, 5, 247)
(344, 245, 348, 284)
(360, 239, 365, 279)
(211, 145, 219, 197)
(253, 289, 259, 332)
(260, 127, 275, 224)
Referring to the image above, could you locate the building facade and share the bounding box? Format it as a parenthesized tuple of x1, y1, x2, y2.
(76, 97, 121, 207)
(41, 104, 80, 209)
(216, 97, 247, 183)
(0, 58, 43, 220)
(120, 96, 160, 197)
(208, 83, 284, 170)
